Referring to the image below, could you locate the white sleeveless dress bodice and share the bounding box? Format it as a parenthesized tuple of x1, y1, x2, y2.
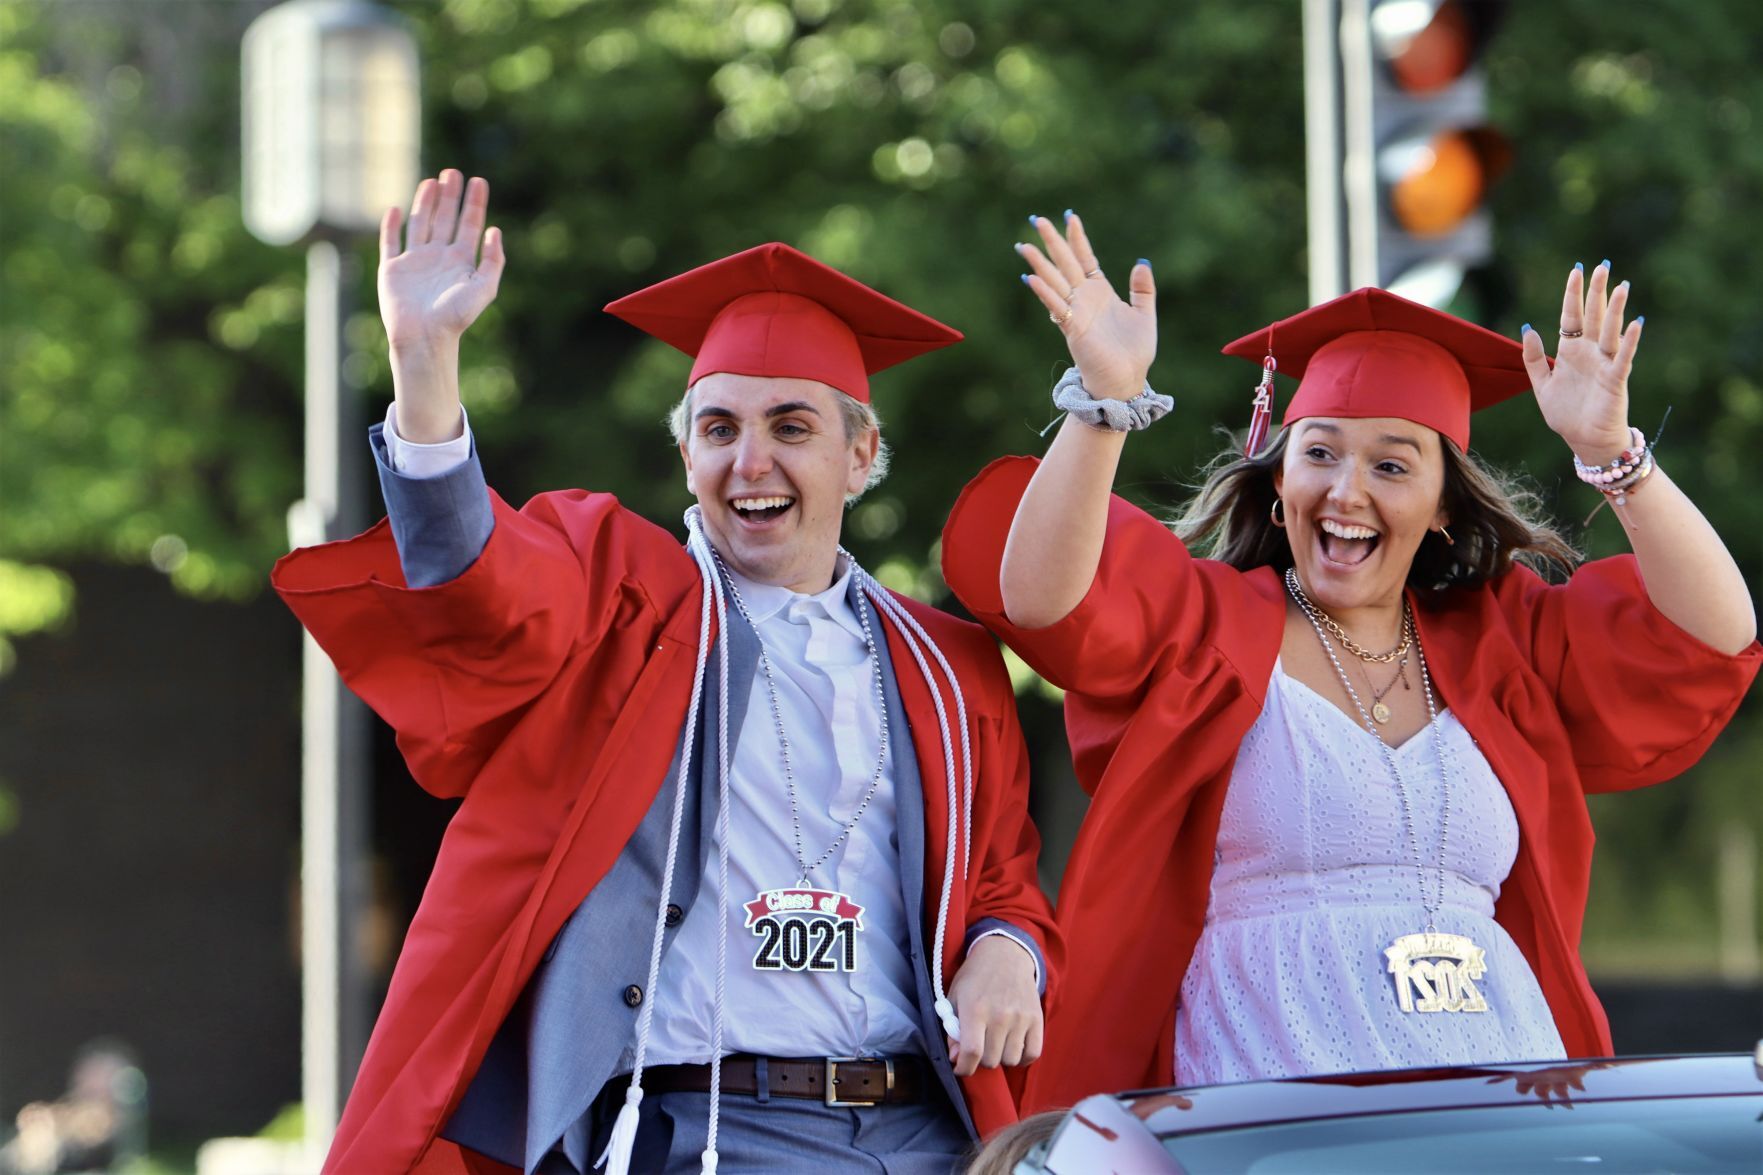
(1174, 660, 1567, 1085)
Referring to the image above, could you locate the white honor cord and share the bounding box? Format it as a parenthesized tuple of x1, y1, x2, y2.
(597, 515, 718, 1175)
(856, 569, 972, 1040)
(697, 524, 734, 1175)
(857, 571, 974, 878)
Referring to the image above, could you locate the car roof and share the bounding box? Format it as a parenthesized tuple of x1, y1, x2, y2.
(1120, 1053, 1763, 1137)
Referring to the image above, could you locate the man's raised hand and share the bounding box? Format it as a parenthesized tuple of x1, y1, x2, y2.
(379, 169, 504, 349)
(378, 169, 504, 443)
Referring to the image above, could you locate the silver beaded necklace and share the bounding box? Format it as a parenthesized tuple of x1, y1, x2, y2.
(1284, 566, 1492, 1015)
(714, 550, 893, 886)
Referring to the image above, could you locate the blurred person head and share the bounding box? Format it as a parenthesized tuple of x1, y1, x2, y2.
(962, 1109, 1066, 1175)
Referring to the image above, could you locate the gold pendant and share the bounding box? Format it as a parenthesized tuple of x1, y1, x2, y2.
(1384, 932, 1489, 1013)
(1372, 701, 1391, 724)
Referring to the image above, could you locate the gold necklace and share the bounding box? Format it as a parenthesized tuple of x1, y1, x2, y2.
(1362, 649, 1411, 724)
(1286, 573, 1412, 664)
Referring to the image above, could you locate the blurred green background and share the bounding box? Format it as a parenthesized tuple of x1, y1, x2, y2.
(2, 0, 1760, 1158)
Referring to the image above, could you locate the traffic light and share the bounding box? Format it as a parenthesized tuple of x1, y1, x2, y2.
(1365, 0, 1510, 308)
(1304, 0, 1510, 312)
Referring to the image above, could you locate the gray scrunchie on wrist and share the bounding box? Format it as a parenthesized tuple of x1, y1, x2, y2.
(1051, 366, 1173, 432)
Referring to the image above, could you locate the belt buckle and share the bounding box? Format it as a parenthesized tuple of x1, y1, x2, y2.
(824, 1055, 892, 1107)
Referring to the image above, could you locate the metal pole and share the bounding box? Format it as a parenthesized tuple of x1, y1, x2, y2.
(1303, 0, 1348, 305)
(298, 238, 371, 1159)
(1338, 0, 1380, 291)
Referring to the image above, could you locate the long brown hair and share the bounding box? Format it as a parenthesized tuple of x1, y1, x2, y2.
(1174, 426, 1580, 590)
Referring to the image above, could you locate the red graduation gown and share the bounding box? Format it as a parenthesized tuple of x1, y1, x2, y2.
(940, 456, 1760, 1114)
(272, 487, 1059, 1173)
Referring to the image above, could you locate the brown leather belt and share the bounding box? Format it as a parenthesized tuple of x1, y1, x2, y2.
(637, 1054, 927, 1106)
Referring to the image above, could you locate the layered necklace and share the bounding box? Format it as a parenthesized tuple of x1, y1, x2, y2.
(1284, 567, 1490, 1016)
(1287, 580, 1413, 723)
(715, 551, 887, 976)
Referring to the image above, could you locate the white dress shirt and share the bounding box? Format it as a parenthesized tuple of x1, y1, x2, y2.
(640, 557, 926, 1063)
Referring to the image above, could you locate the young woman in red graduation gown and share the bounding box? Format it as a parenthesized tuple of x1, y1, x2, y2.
(940, 213, 1760, 1114)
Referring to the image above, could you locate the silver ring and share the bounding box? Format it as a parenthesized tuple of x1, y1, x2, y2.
(1049, 308, 1073, 328)
(1084, 267, 1102, 279)
(1559, 327, 1585, 339)
(1062, 287, 1078, 304)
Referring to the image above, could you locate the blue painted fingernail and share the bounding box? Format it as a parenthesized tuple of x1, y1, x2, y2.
(1618, 280, 1630, 291)
(1028, 214, 1039, 226)
(1138, 258, 1152, 269)
(1063, 208, 1074, 222)
(1601, 259, 1611, 270)
(1636, 315, 1646, 326)
(1019, 274, 1031, 286)
(1521, 323, 1532, 335)
(1574, 262, 1584, 272)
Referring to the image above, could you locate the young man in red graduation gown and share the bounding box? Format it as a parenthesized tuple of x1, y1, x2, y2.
(273, 170, 1058, 1174)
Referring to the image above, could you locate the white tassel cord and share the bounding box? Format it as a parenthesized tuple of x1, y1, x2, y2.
(858, 571, 973, 1042)
(694, 521, 734, 1175)
(595, 510, 717, 1175)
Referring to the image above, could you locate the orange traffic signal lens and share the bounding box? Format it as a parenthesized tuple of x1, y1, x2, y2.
(1388, 130, 1484, 236)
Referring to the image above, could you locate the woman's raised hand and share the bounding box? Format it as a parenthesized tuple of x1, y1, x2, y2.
(378, 169, 505, 350)
(1521, 261, 1641, 463)
(1017, 212, 1156, 401)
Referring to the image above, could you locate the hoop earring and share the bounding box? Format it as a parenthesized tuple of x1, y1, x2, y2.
(1438, 525, 1455, 546)
(1270, 498, 1287, 528)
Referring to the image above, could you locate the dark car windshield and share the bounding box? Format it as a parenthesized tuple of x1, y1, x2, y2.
(1161, 1095, 1762, 1174)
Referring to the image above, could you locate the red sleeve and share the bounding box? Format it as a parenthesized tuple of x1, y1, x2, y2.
(941, 456, 1263, 703)
(965, 635, 1063, 1002)
(271, 489, 682, 797)
(941, 457, 1282, 796)
(1494, 557, 1761, 793)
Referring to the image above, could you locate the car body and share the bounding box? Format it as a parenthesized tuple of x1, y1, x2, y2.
(1017, 1050, 1763, 1173)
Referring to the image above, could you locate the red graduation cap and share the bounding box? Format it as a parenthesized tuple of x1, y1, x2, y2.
(603, 242, 963, 404)
(1221, 287, 1532, 451)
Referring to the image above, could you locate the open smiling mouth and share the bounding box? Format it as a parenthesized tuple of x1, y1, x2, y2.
(1318, 518, 1380, 566)
(731, 495, 796, 523)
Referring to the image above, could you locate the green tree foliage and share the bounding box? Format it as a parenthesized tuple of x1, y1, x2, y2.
(1, 1, 304, 605)
(2, 0, 1758, 968)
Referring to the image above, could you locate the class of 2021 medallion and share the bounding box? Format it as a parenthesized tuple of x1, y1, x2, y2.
(745, 886, 866, 974)
(1384, 931, 1490, 1014)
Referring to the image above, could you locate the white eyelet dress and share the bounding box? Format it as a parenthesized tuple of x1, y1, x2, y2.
(1174, 661, 1568, 1086)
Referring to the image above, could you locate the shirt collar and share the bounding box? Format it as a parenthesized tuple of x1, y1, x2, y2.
(722, 551, 865, 639)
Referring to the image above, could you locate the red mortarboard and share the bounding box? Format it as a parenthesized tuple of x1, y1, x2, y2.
(603, 242, 962, 404)
(1220, 287, 1531, 450)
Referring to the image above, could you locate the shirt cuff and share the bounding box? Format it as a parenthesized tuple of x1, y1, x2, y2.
(383, 402, 473, 478)
(964, 918, 1046, 997)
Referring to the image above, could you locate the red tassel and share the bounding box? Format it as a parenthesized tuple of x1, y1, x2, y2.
(1244, 353, 1277, 457)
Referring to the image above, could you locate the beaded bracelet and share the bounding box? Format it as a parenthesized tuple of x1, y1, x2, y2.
(1573, 426, 1655, 506)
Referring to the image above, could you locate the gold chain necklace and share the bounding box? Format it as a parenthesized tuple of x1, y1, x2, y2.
(1286, 573, 1412, 664)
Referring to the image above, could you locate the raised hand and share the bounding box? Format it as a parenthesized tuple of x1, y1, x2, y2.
(1521, 261, 1642, 464)
(1016, 212, 1156, 401)
(377, 169, 505, 443)
(379, 169, 505, 350)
